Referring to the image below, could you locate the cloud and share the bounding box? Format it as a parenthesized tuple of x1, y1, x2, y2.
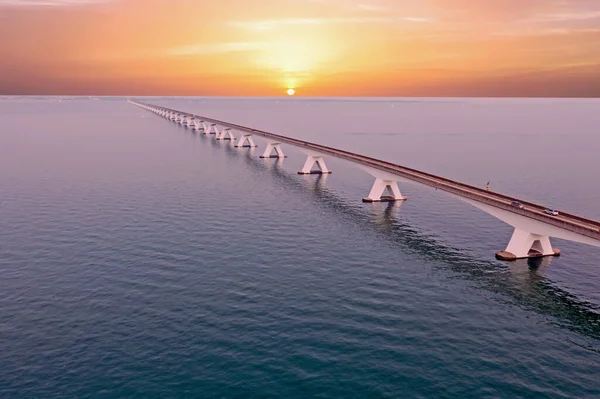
(493, 27, 600, 37)
(229, 16, 432, 30)
(167, 42, 267, 56)
(0, 0, 112, 6)
(427, 0, 600, 22)
(527, 11, 600, 23)
(356, 4, 387, 12)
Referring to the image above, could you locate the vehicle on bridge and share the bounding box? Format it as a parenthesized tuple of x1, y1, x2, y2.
(544, 209, 559, 216)
(510, 201, 524, 209)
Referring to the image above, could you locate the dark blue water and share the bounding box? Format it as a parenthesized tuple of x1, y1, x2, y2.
(1, 97, 600, 398)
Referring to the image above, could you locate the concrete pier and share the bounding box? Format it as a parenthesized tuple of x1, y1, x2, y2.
(362, 178, 407, 203)
(235, 134, 257, 148)
(260, 142, 287, 159)
(297, 155, 331, 175)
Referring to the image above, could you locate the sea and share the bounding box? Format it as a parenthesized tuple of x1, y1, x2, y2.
(1, 96, 600, 398)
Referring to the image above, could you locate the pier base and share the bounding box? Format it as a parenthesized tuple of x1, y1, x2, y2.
(362, 178, 407, 202)
(496, 249, 561, 261)
(496, 228, 561, 261)
(297, 155, 331, 175)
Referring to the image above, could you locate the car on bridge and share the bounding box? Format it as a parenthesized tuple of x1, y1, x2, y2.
(544, 208, 559, 216)
(510, 201, 524, 209)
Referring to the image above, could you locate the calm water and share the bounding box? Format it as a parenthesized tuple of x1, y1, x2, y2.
(1, 97, 600, 398)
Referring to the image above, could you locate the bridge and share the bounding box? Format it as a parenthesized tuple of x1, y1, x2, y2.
(129, 100, 600, 261)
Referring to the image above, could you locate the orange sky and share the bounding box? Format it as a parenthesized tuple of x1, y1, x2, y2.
(1, 0, 600, 96)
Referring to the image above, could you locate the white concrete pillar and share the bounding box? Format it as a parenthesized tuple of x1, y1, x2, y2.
(362, 178, 407, 203)
(297, 155, 331, 174)
(204, 123, 216, 135)
(234, 134, 257, 148)
(498, 228, 557, 260)
(260, 142, 286, 158)
(217, 128, 234, 140)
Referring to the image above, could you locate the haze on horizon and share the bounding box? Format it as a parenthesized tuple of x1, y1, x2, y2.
(1, 0, 600, 97)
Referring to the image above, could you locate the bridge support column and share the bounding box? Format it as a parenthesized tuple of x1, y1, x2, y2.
(260, 142, 286, 158)
(217, 128, 235, 140)
(235, 134, 257, 148)
(203, 124, 215, 135)
(496, 228, 560, 261)
(362, 178, 407, 202)
(297, 155, 331, 175)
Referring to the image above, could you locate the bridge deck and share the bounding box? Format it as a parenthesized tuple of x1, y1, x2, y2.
(135, 101, 600, 242)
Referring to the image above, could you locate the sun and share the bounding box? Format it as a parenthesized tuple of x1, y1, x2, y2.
(287, 88, 295, 96)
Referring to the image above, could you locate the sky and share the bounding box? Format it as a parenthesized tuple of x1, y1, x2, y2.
(1, 0, 600, 96)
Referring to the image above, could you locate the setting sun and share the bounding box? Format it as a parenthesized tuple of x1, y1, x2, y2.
(287, 88, 295, 96)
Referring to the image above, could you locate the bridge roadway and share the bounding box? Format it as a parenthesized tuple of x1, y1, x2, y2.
(134, 101, 600, 246)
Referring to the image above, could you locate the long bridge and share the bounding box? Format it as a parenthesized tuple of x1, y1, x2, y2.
(129, 100, 600, 261)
